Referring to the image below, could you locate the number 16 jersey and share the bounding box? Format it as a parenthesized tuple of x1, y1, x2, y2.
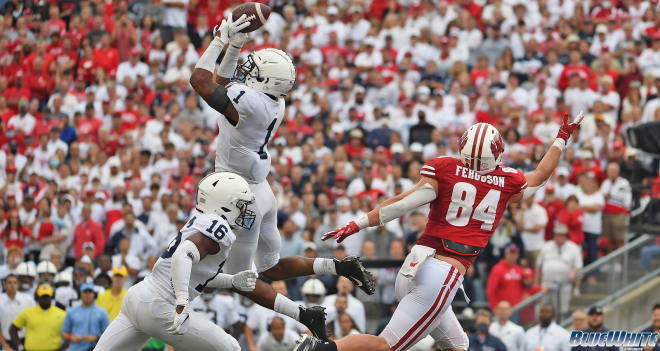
(418, 156, 527, 249)
(215, 83, 285, 184)
(144, 210, 236, 305)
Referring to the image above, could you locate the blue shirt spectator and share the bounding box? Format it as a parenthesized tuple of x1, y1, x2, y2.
(62, 284, 110, 351)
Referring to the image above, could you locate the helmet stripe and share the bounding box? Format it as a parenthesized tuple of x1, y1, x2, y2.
(470, 123, 483, 170)
(475, 124, 489, 172)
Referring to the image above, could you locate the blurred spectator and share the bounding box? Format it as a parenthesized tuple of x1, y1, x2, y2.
(10, 284, 65, 351)
(0, 274, 35, 351)
(96, 266, 127, 321)
(487, 244, 525, 310)
(363, 226, 397, 259)
(190, 288, 240, 334)
(576, 172, 605, 267)
(642, 304, 660, 351)
(323, 276, 366, 334)
(571, 307, 617, 351)
(523, 304, 570, 351)
(73, 204, 105, 259)
(61, 283, 109, 351)
(571, 310, 588, 331)
(490, 301, 525, 351)
(469, 309, 506, 351)
(536, 224, 583, 314)
(257, 316, 299, 351)
(557, 195, 585, 246)
(600, 162, 632, 252)
(641, 238, 660, 270)
(516, 196, 549, 268)
(538, 186, 565, 241)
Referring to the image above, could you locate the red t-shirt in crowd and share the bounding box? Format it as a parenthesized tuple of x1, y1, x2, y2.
(486, 259, 525, 310)
(1, 226, 33, 249)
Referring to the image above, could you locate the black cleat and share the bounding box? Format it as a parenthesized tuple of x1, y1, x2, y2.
(335, 256, 376, 295)
(294, 334, 324, 351)
(299, 305, 329, 342)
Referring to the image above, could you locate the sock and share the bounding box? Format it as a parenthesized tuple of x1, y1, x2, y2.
(274, 293, 301, 320)
(313, 258, 337, 275)
(319, 341, 338, 351)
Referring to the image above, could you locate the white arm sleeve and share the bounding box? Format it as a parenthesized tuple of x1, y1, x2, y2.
(206, 273, 234, 289)
(521, 177, 550, 200)
(217, 45, 240, 78)
(170, 239, 201, 306)
(367, 182, 437, 227)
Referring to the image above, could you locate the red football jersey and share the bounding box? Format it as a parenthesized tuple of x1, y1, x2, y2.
(418, 156, 527, 249)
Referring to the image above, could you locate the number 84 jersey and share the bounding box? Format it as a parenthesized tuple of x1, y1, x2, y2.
(215, 83, 285, 184)
(144, 210, 236, 305)
(420, 156, 527, 248)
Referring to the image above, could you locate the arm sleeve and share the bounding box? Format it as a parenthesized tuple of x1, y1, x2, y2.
(12, 311, 26, 329)
(206, 273, 234, 289)
(170, 239, 201, 306)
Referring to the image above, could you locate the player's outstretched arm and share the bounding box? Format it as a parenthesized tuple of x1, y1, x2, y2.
(190, 15, 249, 125)
(322, 177, 439, 243)
(511, 112, 583, 203)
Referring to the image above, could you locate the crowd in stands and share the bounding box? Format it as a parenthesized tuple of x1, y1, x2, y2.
(1, 0, 660, 349)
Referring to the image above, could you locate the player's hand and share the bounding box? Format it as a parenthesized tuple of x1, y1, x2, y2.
(321, 221, 360, 243)
(556, 111, 584, 142)
(167, 304, 190, 335)
(232, 270, 258, 291)
(215, 14, 250, 44)
(229, 32, 250, 48)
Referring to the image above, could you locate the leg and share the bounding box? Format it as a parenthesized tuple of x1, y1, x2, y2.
(429, 307, 469, 351)
(95, 312, 151, 351)
(142, 310, 240, 351)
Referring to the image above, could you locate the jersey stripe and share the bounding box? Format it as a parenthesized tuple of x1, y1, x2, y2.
(420, 171, 435, 176)
(422, 165, 435, 171)
(470, 124, 483, 170)
(475, 124, 489, 172)
(398, 271, 461, 351)
(391, 266, 456, 351)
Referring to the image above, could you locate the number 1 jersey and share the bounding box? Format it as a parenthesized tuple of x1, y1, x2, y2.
(419, 156, 527, 248)
(215, 83, 285, 184)
(144, 210, 236, 305)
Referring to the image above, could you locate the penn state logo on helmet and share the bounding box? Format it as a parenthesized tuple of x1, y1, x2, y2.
(459, 123, 504, 174)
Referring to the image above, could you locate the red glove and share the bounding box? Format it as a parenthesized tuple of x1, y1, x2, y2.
(321, 221, 360, 243)
(556, 112, 584, 142)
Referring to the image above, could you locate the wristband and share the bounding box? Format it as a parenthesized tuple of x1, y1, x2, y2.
(355, 216, 369, 230)
(552, 138, 566, 151)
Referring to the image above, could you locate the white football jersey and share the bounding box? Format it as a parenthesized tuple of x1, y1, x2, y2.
(215, 83, 285, 183)
(144, 210, 236, 305)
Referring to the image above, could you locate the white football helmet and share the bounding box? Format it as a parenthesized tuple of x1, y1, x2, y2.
(196, 172, 256, 230)
(54, 271, 73, 286)
(235, 48, 296, 97)
(37, 260, 58, 275)
(301, 278, 326, 307)
(459, 123, 505, 174)
(16, 262, 37, 278)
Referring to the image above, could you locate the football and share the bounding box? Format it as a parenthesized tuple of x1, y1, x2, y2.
(231, 2, 271, 33)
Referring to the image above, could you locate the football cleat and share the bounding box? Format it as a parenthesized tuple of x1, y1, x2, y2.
(335, 256, 376, 295)
(293, 334, 324, 351)
(299, 305, 329, 342)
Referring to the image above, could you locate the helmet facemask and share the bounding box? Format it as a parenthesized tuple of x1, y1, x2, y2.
(234, 55, 259, 84)
(234, 198, 256, 230)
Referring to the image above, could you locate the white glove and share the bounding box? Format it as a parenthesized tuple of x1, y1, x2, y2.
(214, 14, 250, 45)
(232, 270, 258, 292)
(229, 32, 250, 48)
(167, 304, 190, 335)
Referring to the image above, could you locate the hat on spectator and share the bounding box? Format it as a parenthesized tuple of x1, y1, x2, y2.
(303, 242, 317, 252)
(588, 306, 604, 315)
(81, 255, 93, 264)
(522, 268, 534, 279)
(554, 223, 569, 235)
(578, 149, 594, 159)
(416, 85, 431, 97)
(37, 284, 54, 297)
(112, 266, 128, 277)
(410, 143, 423, 153)
(83, 242, 95, 251)
(331, 124, 344, 135)
(349, 129, 364, 139)
(274, 137, 286, 146)
(596, 24, 608, 34)
(280, 176, 292, 185)
(506, 243, 519, 253)
(80, 283, 95, 292)
(335, 173, 347, 182)
(556, 167, 570, 177)
(612, 140, 624, 149)
(354, 85, 366, 94)
(327, 6, 338, 15)
(303, 17, 315, 28)
(6, 164, 17, 173)
(391, 143, 405, 154)
(363, 37, 377, 47)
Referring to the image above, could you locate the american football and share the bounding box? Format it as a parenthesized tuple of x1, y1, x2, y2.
(232, 2, 271, 33)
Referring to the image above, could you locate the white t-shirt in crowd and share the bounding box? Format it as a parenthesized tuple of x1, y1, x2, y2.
(162, 0, 189, 28)
(520, 203, 549, 251)
(536, 240, 583, 285)
(576, 190, 604, 234)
